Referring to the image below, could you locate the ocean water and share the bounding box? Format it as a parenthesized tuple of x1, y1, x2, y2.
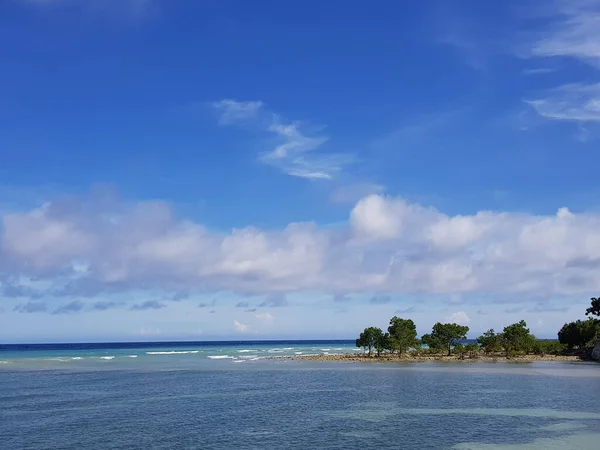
(1, 341, 599, 449)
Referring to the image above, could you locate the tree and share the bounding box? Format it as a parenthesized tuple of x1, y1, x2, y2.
(531, 339, 564, 356)
(453, 343, 467, 360)
(356, 327, 384, 357)
(558, 319, 600, 350)
(421, 322, 470, 356)
(499, 320, 535, 357)
(477, 329, 502, 355)
(586, 297, 600, 318)
(465, 342, 480, 359)
(387, 316, 418, 354)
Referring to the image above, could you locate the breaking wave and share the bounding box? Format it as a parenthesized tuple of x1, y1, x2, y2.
(146, 351, 199, 355)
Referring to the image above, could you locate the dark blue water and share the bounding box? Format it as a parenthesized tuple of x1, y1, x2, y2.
(1, 344, 599, 449)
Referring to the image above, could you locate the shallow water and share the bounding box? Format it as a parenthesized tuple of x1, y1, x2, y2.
(1, 343, 599, 449)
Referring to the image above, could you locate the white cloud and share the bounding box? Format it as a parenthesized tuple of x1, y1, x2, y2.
(3, 193, 600, 299)
(212, 100, 353, 180)
(445, 311, 471, 326)
(212, 99, 264, 125)
(255, 312, 274, 323)
(233, 320, 248, 332)
(527, 83, 600, 122)
(530, 0, 600, 68)
(525, 1, 600, 125)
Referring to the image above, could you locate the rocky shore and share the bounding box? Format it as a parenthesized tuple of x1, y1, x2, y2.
(280, 353, 583, 363)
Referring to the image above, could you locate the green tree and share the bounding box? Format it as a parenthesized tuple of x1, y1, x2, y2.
(586, 297, 600, 318)
(453, 343, 467, 360)
(465, 342, 480, 359)
(477, 329, 502, 354)
(531, 339, 564, 356)
(356, 327, 384, 357)
(421, 322, 470, 356)
(499, 320, 535, 357)
(387, 316, 418, 354)
(558, 319, 600, 350)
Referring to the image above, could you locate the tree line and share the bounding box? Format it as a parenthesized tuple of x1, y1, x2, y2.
(356, 297, 600, 358)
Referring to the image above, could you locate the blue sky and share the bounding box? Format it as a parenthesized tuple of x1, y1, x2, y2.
(1, 0, 600, 342)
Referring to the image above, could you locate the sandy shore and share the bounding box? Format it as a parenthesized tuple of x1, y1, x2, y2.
(278, 353, 583, 363)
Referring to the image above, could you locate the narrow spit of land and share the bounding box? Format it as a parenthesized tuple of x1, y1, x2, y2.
(280, 353, 583, 363)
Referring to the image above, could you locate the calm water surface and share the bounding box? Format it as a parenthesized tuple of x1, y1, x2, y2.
(1, 342, 599, 449)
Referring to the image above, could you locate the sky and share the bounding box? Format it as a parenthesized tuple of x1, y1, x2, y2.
(1, 0, 600, 343)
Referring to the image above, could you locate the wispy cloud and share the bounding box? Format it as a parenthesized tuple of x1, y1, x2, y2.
(212, 99, 353, 180)
(233, 320, 248, 332)
(13, 301, 47, 313)
(130, 300, 165, 311)
(395, 305, 418, 315)
(212, 99, 264, 125)
(52, 300, 84, 315)
(198, 299, 217, 308)
(527, 82, 600, 122)
(92, 301, 121, 311)
(369, 295, 392, 305)
(525, 2, 600, 126)
(522, 67, 556, 75)
(259, 294, 288, 308)
(530, 0, 600, 68)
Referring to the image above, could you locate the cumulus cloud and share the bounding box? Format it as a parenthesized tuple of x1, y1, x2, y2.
(2, 193, 600, 305)
(445, 311, 471, 326)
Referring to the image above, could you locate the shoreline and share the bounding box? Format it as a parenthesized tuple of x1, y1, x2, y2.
(278, 353, 586, 363)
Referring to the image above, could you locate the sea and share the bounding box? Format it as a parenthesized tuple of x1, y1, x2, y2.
(1, 340, 599, 449)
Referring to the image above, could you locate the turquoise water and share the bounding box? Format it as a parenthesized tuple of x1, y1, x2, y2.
(0, 340, 359, 369)
(1, 342, 599, 449)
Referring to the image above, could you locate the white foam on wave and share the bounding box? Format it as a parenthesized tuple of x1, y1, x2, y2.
(71, 357, 83, 360)
(233, 360, 245, 363)
(207, 355, 234, 359)
(238, 355, 259, 359)
(294, 352, 303, 355)
(237, 349, 254, 353)
(100, 356, 115, 360)
(146, 350, 199, 355)
(0, 360, 10, 364)
(126, 355, 138, 358)
(320, 348, 331, 351)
